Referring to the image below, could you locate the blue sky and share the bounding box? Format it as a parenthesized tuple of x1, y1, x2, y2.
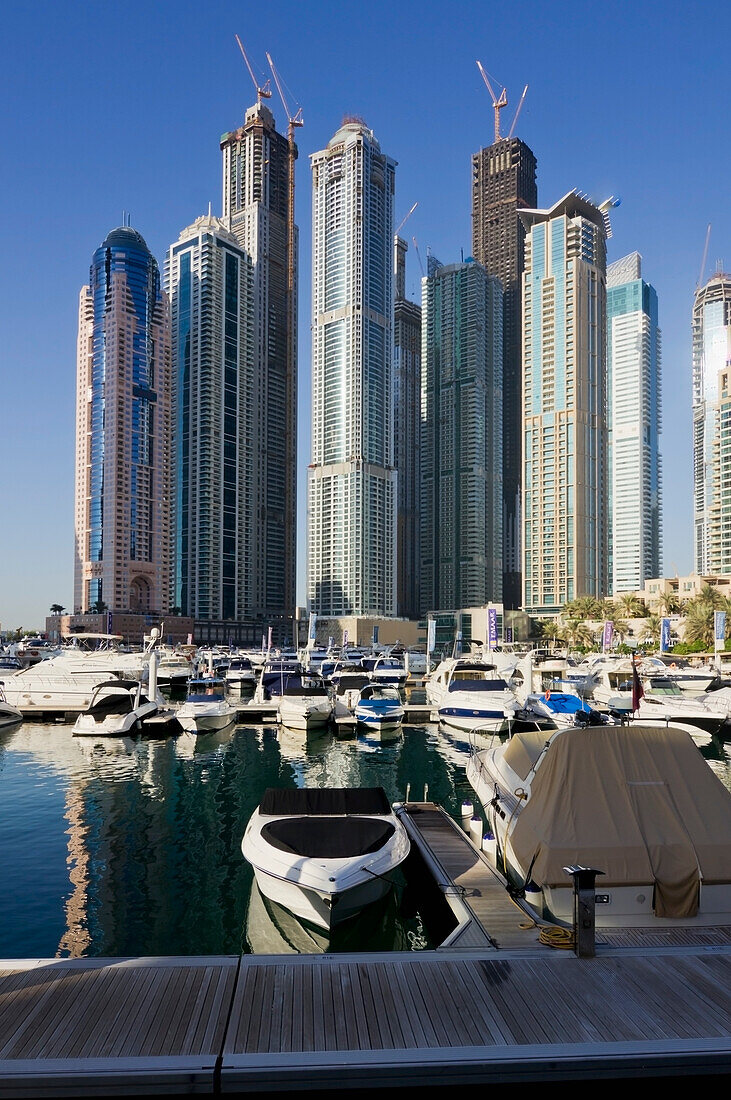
(0, 0, 728, 630)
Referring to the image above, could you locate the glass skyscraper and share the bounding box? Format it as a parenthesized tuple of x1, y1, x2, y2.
(521, 192, 612, 613)
(308, 119, 397, 616)
(74, 224, 171, 616)
(606, 252, 662, 593)
(472, 136, 537, 610)
(166, 214, 254, 620)
(692, 272, 731, 574)
(420, 258, 503, 612)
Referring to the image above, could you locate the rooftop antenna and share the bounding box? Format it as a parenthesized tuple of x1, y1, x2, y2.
(477, 60, 508, 142)
(235, 35, 271, 106)
(697, 223, 711, 289)
(507, 84, 529, 139)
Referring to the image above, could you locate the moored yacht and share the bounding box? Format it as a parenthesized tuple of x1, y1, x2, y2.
(467, 723, 731, 928)
(426, 657, 519, 733)
(176, 675, 237, 734)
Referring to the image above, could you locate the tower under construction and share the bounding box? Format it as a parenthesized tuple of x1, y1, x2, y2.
(472, 135, 537, 610)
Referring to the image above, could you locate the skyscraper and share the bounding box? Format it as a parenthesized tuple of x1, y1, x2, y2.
(394, 236, 421, 618)
(606, 252, 662, 593)
(166, 214, 254, 619)
(420, 258, 503, 612)
(74, 224, 171, 616)
(521, 192, 612, 613)
(220, 100, 297, 617)
(472, 136, 537, 609)
(692, 271, 731, 574)
(308, 119, 397, 617)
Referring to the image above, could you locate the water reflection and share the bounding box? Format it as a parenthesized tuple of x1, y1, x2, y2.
(1, 719, 729, 960)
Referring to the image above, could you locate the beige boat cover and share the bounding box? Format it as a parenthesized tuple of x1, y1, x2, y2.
(508, 725, 731, 918)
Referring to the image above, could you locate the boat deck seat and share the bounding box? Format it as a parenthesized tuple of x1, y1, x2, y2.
(262, 818, 395, 858)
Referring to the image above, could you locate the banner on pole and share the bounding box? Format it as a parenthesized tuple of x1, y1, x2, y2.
(427, 619, 436, 654)
(602, 621, 614, 651)
(343, 629, 349, 648)
(660, 618, 671, 653)
(715, 611, 726, 651)
(307, 612, 317, 647)
(487, 607, 498, 649)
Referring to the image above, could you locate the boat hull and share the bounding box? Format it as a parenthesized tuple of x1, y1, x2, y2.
(176, 706, 237, 733)
(252, 866, 392, 931)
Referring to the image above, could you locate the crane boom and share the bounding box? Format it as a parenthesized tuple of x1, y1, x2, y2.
(395, 202, 418, 237)
(235, 35, 271, 104)
(507, 84, 528, 139)
(477, 60, 507, 142)
(698, 223, 712, 289)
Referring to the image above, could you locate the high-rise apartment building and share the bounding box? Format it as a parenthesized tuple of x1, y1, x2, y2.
(394, 236, 421, 618)
(308, 119, 397, 617)
(74, 225, 171, 616)
(420, 258, 503, 612)
(472, 136, 537, 609)
(693, 272, 731, 573)
(220, 101, 297, 617)
(521, 192, 612, 613)
(166, 214, 254, 619)
(606, 252, 662, 593)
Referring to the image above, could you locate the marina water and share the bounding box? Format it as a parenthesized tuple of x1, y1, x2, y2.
(2, 716, 729, 959)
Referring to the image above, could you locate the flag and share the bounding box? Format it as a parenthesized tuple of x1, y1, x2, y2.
(631, 653, 644, 713)
(602, 621, 614, 652)
(714, 611, 726, 652)
(660, 618, 670, 653)
(427, 619, 436, 654)
(307, 612, 317, 648)
(487, 607, 498, 649)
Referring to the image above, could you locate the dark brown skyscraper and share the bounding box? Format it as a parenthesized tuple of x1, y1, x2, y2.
(472, 136, 537, 609)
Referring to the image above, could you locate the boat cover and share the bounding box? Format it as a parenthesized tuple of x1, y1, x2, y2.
(262, 817, 395, 858)
(507, 725, 731, 917)
(259, 787, 392, 816)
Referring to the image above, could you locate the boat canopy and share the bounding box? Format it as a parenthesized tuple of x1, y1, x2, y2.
(259, 786, 392, 817)
(508, 725, 731, 918)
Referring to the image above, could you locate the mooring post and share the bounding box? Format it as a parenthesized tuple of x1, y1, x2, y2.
(563, 865, 604, 957)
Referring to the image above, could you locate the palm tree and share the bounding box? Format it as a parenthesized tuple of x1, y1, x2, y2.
(50, 604, 65, 615)
(611, 618, 630, 643)
(682, 601, 715, 649)
(614, 593, 647, 619)
(643, 614, 661, 646)
(655, 591, 681, 616)
(695, 583, 725, 609)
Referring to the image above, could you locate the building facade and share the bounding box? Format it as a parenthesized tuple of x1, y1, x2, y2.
(393, 236, 421, 618)
(220, 101, 298, 617)
(606, 252, 662, 593)
(420, 258, 503, 612)
(472, 136, 537, 609)
(74, 225, 171, 616)
(521, 192, 612, 614)
(692, 272, 731, 574)
(165, 214, 255, 620)
(307, 119, 397, 617)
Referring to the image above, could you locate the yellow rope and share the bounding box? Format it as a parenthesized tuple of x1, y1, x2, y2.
(539, 924, 575, 949)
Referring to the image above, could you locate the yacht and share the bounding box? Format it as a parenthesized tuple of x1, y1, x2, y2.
(73, 679, 164, 737)
(175, 675, 237, 734)
(242, 786, 410, 931)
(361, 654, 408, 688)
(635, 676, 726, 737)
(426, 657, 519, 733)
(274, 673, 334, 731)
(354, 684, 404, 735)
(467, 723, 731, 928)
(224, 655, 257, 690)
(0, 685, 22, 730)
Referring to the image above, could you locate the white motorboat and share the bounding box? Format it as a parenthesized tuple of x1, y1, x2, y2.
(274, 673, 334, 731)
(635, 676, 726, 738)
(224, 656, 257, 690)
(73, 679, 163, 737)
(517, 686, 612, 730)
(361, 655, 408, 688)
(587, 658, 634, 713)
(0, 685, 22, 730)
(467, 723, 731, 929)
(354, 684, 404, 735)
(426, 658, 519, 733)
(242, 786, 411, 931)
(175, 675, 237, 734)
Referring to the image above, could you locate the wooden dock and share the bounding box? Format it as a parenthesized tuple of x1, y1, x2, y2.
(2, 804, 731, 1094)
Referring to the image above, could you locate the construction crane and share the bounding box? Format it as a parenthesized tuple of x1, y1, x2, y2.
(234, 35, 271, 105)
(395, 202, 418, 238)
(507, 84, 529, 139)
(477, 60, 508, 143)
(412, 236, 425, 277)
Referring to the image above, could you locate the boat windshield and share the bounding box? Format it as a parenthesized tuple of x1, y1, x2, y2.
(448, 678, 508, 692)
